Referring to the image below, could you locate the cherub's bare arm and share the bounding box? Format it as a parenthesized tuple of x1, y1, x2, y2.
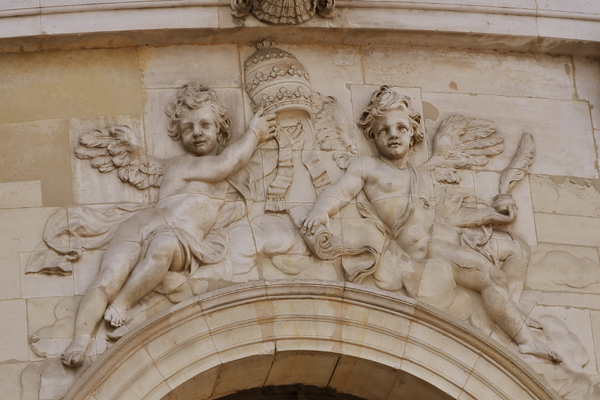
(452, 201, 516, 228)
(178, 110, 276, 183)
(301, 159, 365, 235)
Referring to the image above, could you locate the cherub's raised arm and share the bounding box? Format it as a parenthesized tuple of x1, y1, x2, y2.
(300, 159, 365, 235)
(180, 109, 276, 183)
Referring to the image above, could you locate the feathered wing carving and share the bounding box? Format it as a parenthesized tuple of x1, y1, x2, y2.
(428, 114, 505, 184)
(312, 92, 358, 169)
(499, 132, 536, 194)
(74, 125, 165, 190)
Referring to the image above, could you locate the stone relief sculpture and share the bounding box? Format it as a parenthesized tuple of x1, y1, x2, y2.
(23, 43, 599, 400)
(300, 86, 559, 362)
(59, 84, 277, 367)
(238, 41, 379, 277)
(231, 0, 335, 24)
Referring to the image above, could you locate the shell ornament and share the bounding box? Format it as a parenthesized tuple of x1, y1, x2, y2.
(231, 0, 335, 24)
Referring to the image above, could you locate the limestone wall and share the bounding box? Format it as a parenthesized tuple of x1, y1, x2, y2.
(1, 2, 600, 400)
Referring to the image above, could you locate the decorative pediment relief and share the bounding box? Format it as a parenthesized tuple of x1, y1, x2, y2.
(21, 42, 600, 400)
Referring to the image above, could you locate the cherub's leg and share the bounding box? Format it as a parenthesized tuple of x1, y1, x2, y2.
(431, 240, 561, 363)
(495, 233, 530, 305)
(493, 233, 541, 329)
(62, 241, 142, 367)
(105, 233, 183, 328)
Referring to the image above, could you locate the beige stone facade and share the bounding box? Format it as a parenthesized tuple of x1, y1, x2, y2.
(1, 1, 600, 399)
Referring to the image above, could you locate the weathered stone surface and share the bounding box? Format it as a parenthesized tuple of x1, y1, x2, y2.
(0, 361, 27, 400)
(163, 365, 220, 400)
(538, 292, 600, 310)
(346, 7, 538, 38)
(422, 92, 597, 179)
(41, 6, 219, 35)
(0, 120, 73, 207)
(0, 208, 57, 259)
(0, 181, 42, 209)
(537, 16, 600, 43)
(266, 351, 339, 387)
(212, 354, 274, 398)
(363, 47, 575, 100)
(538, 0, 600, 14)
(529, 305, 597, 374)
(574, 57, 600, 129)
(0, 299, 29, 362)
(0, 254, 21, 301)
(527, 243, 600, 294)
(534, 213, 600, 247)
(3, 0, 39, 10)
(91, 348, 165, 400)
(404, 323, 479, 397)
(139, 45, 241, 89)
(591, 311, 600, 378)
(329, 355, 397, 400)
(468, 356, 534, 400)
(0, 14, 40, 39)
(39, 357, 91, 400)
(530, 174, 600, 218)
(0, 48, 143, 124)
(21, 253, 75, 299)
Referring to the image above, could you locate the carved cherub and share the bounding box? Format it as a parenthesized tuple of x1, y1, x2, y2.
(301, 86, 561, 362)
(62, 83, 276, 367)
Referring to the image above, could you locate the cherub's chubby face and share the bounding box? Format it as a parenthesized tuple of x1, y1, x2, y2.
(372, 108, 413, 161)
(180, 106, 219, 156)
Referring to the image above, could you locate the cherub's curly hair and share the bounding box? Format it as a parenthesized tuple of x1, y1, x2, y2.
(165, 83, 231, 147)
(357, 86, 423, 147)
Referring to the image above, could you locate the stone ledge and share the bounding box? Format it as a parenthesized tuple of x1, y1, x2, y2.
(0, 2, 599, 55)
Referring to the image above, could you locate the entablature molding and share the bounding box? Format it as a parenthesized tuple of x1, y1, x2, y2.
(1, 0, 598, 55)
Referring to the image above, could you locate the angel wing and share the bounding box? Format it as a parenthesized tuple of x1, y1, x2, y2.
(312, 91, 358, 169)
(428, 114, 504, 184)
(74, 125, 165, 190)
(499, 132, 535, 194)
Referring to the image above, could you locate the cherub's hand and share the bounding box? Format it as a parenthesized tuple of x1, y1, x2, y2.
(248, 108, 277, 144)
(486, 205, 516, 225)
(491, 194, 517, 223)
(299, 207, 330, 236)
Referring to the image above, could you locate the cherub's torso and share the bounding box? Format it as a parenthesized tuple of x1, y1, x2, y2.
(361, 156, 435, 259)
(156, 154, 231, 238)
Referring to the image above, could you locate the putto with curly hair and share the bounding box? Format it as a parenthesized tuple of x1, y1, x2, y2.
(357, 85, 423, 146)
(165, 82, 232, 147)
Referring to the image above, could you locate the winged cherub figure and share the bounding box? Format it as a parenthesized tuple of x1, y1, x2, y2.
(62, 83, 276, 367)
(301, 86, 561, 363)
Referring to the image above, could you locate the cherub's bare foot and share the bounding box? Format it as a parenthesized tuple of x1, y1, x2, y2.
(104, 303, 127, 328)
(519, 340, 563, 364)
(62, 334, 90, 367)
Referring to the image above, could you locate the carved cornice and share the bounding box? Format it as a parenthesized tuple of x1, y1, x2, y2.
(1, 1, 599, 55)
(3, 1, 600, 22)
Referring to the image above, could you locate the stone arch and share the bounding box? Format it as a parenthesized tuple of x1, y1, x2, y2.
(63, 281, 561, 400)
